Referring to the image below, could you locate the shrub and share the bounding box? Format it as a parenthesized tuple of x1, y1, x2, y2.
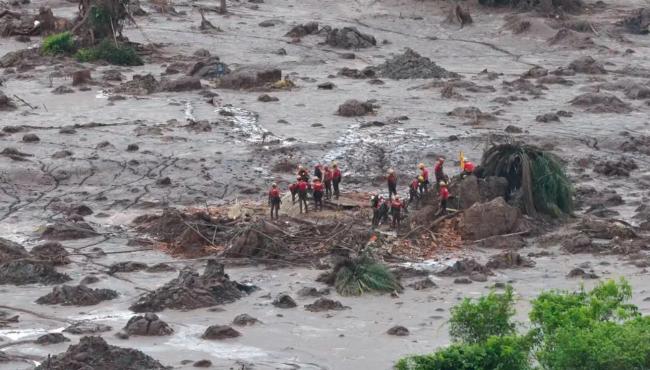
(449, 286, 516, 343)
(333, 256, 401, 296)
(396, 335, 531, 370)
(42, 32, 76, 55)
(75, 40, 143, 66)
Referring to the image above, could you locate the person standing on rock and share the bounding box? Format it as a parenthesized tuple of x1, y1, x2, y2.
(418, 163, 429, 194)
(434, 158, 447, 187)
(386, 169, 398, 199)
(298, 165, 309, 183)
(314, 164, 323, 182)
(391, 196, 404, 230)
(332, 163, 342, 199)
(297, 178, 309, 213)
(313, 177, 324, 211)
(438, 181, 450, 216)
(323, 165, 333, 200)
(289, 177, 299, 204)
(268, 183, 282, 220)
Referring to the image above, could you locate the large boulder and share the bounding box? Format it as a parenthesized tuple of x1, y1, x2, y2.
(460, 197, 521, 240)
(217, 67, 282, 89)
(160, 77, 202, 92)
(0, 260, 71, 285)
(124, 313, 174, 336)
(0, 237, 29, 263)
(325, 27, 376, 49)
(40, 221, 98, 240)
(36, 285, 118, 306)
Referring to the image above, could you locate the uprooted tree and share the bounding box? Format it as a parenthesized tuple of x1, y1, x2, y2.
(72, 0, 131, 45)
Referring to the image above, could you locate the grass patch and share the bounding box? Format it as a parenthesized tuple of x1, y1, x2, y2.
(75, 39, 143, 66)
(42, 32, 76, 55)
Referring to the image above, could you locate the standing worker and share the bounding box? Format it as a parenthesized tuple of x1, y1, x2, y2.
(312, 177, 324, 211)
(314, 164, 323, 181)
(409, 176, 420, 203)
(391, 196, 404, 230)
(289, 178, 299, 204)
(434, 158, 446, 186)
(332, 163, 342, 199)
(418, 163, 429, 194)
(370, 193, 381, 227)
(297, 165, 309, 183)
(268, 183, 282, 220)
(323, 165, 333, 200)
(438, 181, 450, 216)
(462, 160, 475, 178)
(297, 178, 309, 214)
(386, 169, 397, 199)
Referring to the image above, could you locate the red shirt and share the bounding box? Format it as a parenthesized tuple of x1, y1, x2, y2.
(269, 188, 280, 198)
(464, 162, 475, 172)
(434, 162, 444, 177)
(439, 187, 449, 200)
(387, 174, 397, 184)
(410, 179, 419, 190)
(391, 199, 402, 209)
(332, 169, 341, 180)
(421, 168, 429, 181)
(313, 182, 324, 192)
(324, 170, 333, 181)
(289, 183, 297, 192)
(297, 181, 308, 191)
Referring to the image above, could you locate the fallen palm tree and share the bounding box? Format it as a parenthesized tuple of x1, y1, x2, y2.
(480, 143, 573, 217)
(318, 254, 402, 296)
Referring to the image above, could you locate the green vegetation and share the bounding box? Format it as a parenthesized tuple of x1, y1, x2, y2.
(396, 279, 650, 370)
(480, 143, 573, 217)
(75, 40, 143, 66)
(449, 286, 516, 344)
(332, 256, 401, 296)
(42, 32, 76, 55)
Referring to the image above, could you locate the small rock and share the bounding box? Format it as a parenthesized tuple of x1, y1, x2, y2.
(35, 333, 70, 345)
(407, 278, 437, 290)
(146, 263, 175, 273)
(258, 94, 279, 102)
(318, 82, 335, 90)
(387, 325, 409, 336)
(202, 325, 241, 340)
(63, 322, 112, 334)
(79, 275, 100, 285)
(505, 125, 523, 133)
(272, 294, 297, 308)
(156, 177, 171, 186)
(72, 70, 92, 86)
(233, 313, 260, 326)
(52, 85, 74, 94)
(297, 287, 330, 297)
(567, 268, 599, 279)
(124, 313, 174, 336)
(304, 298, 349, 312)
(194, 360, 213, 367)
(126, 144, 139, 152)
(22, 133, 40, 142)
(59, 126, 76, 134)
(454, 277, 473, 284)
(340, 53, 355, 59)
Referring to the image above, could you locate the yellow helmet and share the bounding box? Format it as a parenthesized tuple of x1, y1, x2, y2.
(418, 163, 425, 169)
(439, 181, 447, 187)
(418, 175, 424, 182)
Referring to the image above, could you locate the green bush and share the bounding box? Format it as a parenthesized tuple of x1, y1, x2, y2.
(449, 286, 516, 343)
(75, 40, 143, 66)
(396, 335, 531, 370)
(42, 32, 76, 55)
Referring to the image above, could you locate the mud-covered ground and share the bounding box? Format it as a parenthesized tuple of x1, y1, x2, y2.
(1, 0, 650, 368)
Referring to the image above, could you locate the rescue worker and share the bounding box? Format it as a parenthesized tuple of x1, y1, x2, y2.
(297, 165, 309, 183)
(312, 177, 324, 211)
(386, 169, 397, 199)
(418, 163, 429, 194)
(391, 196, 404, 230)
(268, 183, 281, 219)
(297, 178, 309, 213)
(314, 164, 323, 182)
(289, 177, 299, 204)
(323, 166, 333, 200)
(434, 157, 447, 186)
(370, 193, 380, 227)
(438, 181, 450, 216)
(378, 196, 390, 225)
(332, 163, 342, 199)
(409, 176, 420, 204)
(462, 160, 475, 178)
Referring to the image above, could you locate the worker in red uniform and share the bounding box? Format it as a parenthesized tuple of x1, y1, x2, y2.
(297, 178, 309, 213)
(312, 177, 324, 211)
(323, 165, 333, 200)
(297, 165, 309, 183)
(391, 196, 404, 230)
(409, 176, 420, 204)
(434, 158, 447, 187)
(288, 177, 299, 204)
(438, 181, 450, 216)
(268, 183, 281, 219)
(418, 163, 429, 194)
(332, 163, 342, 199)
(386, 169, 397, 199)
(370, 193, 381, 227)
(314, 164, 323, 182)
(462, 160, 475, 178)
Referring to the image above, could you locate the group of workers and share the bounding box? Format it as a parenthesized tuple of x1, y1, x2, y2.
(268, 156, 477, 228)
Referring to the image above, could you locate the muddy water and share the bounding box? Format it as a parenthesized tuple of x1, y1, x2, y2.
(1, 0, 650, 368)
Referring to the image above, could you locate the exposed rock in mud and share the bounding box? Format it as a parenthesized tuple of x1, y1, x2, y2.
(52, 85, 74, 95)
(30, 242, 70, 265)
(547, 28, 595, 49)
(570, 93, 631, 113)
(577, 216, 637, 240)
(146, 263, 176, 273)
(160, 77, 202, 92)
(22, 133, 40, 142)
(305, 298, 349, 312)
(437, 258, 492, 277)
(561, 232, 597, 253)
(594, 157, 638, 177)
(620, 135, 650, 155)
(338, 67, 376, 79)
(124, 313, 174, 336)
(258, 94, 279, 102)
(285, 21, 320, 37)
(108, 261, 148, 274)
(387, 325, 409, 336)
(130, 260, 253, 312)
(568, 56, 606, 74)
(233, 313, 260, 326)
(0, 48, 41, 68)
(337, 99, 375, 117)
(194, 360, 213, 367)
(0, 259, 71, 285)
(374, 48, 458, 79)
(0, 147, 33, 161)
(36, 284, 118, 306)
(297, 286, 330, 297)
(472, 234, 527, 250)
(35, 336, 168, 370)
(479, 0, 583, 14)
(325, 27, 376, 49)
(537, 75, 575, 86)
(272, 293, 297, 308)
(0, 237, 29, 263)
(522, 66, 548, 78)
(80, 275, 100, 285)
(63, 322, 112, 335)
(318, 81, 335, 89)
(0, 91, 16, 110)
(217, 67, 282, 89)
(188, 57, 230, 79)
(202, 325, 241, 340)
(35, 333, 70, 345)
(536, 112, 560, 123)
(72, 70, 92, 86)
(619, 8, 650, 34)
(567, 267, 599, 279)
(502, 77, 546, 96)
(41, 221, 98, 240)
(486, 251, 535, 269)
(52, 150, 73, 159)
(447, 106, 496, 123)
(407, 278, 437, 290)
(103, 69, 124, 81)
(460, 198, 521, 240)
(114, 74, 161, 95)
(444, 4, 473, 27)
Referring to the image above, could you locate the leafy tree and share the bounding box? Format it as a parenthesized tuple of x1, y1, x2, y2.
(449, 286, 516, 344)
